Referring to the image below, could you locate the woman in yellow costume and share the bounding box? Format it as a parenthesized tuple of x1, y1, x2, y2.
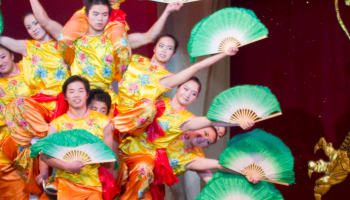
(58, 0, 183, 115)
(0, 45, 32, 199)
(116, 77, 255, 199)
(112, 35, 239, 141)
(0, 1, 71, 196)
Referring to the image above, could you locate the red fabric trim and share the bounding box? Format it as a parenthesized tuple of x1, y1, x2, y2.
(150, 149, 179, 200)
(109, 9, 126, 24)
(98, 166, 120, 200)
(146, 99, 166, 142)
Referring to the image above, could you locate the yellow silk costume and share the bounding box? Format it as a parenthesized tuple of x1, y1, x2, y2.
(166, 136, 204, 176)
(59, 0, 131, 104)
(23, 40, 69, 111)
(50, 110, 110, 187)
(112, 55, 173, 134)
(119, 96, 194, 156)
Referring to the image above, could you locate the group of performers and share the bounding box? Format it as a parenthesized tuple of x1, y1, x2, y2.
(0, 0, 258, 199)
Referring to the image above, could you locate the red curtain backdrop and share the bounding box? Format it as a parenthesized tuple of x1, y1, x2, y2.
(1, 0, 157, 62)
(230, 0, 350, 199)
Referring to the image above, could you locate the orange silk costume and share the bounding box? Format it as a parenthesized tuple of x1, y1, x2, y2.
(0, 63, 32, 199)
(59, 0, 130, 105)
(117, 96, 194, 199)
(111, 55, 173, 137)
(49, 109, 110, 200)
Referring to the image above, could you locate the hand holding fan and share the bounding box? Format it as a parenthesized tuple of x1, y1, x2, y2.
(219, 132, 295, 186)
(0, 0, 3, 35)
(188, 7, 268, 62)
(30, 129, 116, 164)
(207, 85, 282, 126)
(196, 172, 284, 200)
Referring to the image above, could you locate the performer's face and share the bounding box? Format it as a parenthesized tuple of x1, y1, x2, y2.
(153, 37, 175, 63)
(176, 80, 199, 106)
(65, 81, 89, 109)
(89, 100, 108, 115)
(0, 48, 15, 75)
(86, 5, 110, 32)
(23, 14, 47, 40)
(189, 127, 217, 149)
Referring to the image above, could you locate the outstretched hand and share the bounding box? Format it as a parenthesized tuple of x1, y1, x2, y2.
(65, 160, 85, 174)
(240, 120, 255, 130)
(36, 173, 49, 185)
(246, 175, 261, 184)
(165, 2, 184, 14)
(225, 46, 239, 56)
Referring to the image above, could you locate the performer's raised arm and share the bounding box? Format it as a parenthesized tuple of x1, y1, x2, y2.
(128, 2, 183, 49)
(160, 46, 238, 89)
(29, 0, 63, 40)
(0, 37, 27, 56)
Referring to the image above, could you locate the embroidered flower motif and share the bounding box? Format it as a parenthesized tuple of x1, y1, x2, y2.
(140, 139, 146, 143)
(5, 121, 15, 127)
(81, 36, 89, 45)
(19, 147, 24, 152)
(119, 77, 124, 85)
(9, 79, 18, 86)
(16, 98, 24, 106)
(0, 104, 4, 113)
(119, 64, 127, 72)
(53, 43, 59, 50)
(19, 120, 28, 128)
(35, 43, 41, 48)
(137, 118, 146, 125)
(58, 33, 63, 41)
(140, 75, 150, 85)
(54, 69, 66, 81)
(102, 67, 112, 78)
(138, 190, 143, 198)
(32, 55, 40, 66)
(141, 99, 150, 104)
(64, 122, 74, 130)
(105, 54, 114, 65)
(35, 67, 47, 79)
(24, 172, 29, 179)
(100, 37, 106, 45)
(139, 167, 146, 176)
(149, 65, 158, 72)
(86, 119, 95, 127)
(182, 149, 189, 154)
(168, 108, 178, 115)
(169, 159, 179, 167)
(120, 38, 128, 46)
(137, 57, 145, 63)
(78, 52, 87, 63)
(159, 121, 169, 131)
(128, 82, 139, 93)
(83, 65, 95, 76)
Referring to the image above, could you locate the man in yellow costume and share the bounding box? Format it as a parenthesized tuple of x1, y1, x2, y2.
(38, 76, 114, 200)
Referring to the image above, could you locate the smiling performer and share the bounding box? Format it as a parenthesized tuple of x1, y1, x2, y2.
(38, 76, 114, 200)
(56, 0, 183, 109)
(0, 45, 31, 200)
(112, 35, 238, 141)
(116, 77, 254, 199)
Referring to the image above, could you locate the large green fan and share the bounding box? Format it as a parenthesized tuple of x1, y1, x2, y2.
(30, 129, 116, 164)
(219, 137, 295, 185)
(196, 172, 284, 200)
(0, 0, 3, 35)
(188, 7, 268, 62)
(206, 85, 282, 126)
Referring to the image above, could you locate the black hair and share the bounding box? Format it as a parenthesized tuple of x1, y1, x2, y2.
(87, 88, 112, 114)
(22, 11, 34, 25)
(0, 45, 13, 55)
(209, 126, 219, 144)
(62, 75, 90, 98)
(84, 0, 113, 17)
(178, 76, 202, 95)
(154, 34, 179, 53)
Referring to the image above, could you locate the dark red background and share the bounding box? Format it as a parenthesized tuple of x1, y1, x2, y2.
(230, 0, 350, 199)
(1, 0, 157, 62)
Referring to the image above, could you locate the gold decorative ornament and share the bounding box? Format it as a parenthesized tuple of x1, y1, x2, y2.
(335, 0, 350, 40)
(308, 131, 350, 200)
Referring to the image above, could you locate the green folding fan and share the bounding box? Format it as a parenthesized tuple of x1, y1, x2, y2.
(188, 7, 268, 62)
(206, 85, 282, 126)
(30, 129, 116, 164)
(219, 136, 295, 186)
(0, 0, 3, 35)
(196, 172, 284, 200)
